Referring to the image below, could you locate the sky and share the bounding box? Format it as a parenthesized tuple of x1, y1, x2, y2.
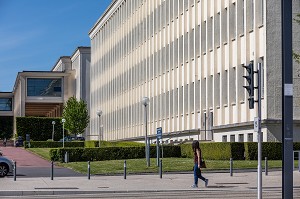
(0, 0, 112, 92)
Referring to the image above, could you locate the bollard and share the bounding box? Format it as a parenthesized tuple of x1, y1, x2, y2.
(51, 161, 54, 180)
(64, 152, 69, 163)
(124, 160, 127, 179)
(88, 161, 91, 180)
(13, 161, 16, 181)
(265, 157, 268, 176)
(230, 158, 233, 176)
(159, 159, 162, 179)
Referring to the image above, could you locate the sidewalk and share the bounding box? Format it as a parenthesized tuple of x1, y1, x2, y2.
(0, 170, 299, 196)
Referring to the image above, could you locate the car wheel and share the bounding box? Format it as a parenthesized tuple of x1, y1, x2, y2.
(0, 163, 9, 177)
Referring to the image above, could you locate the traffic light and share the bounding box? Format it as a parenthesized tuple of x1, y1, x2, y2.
(243, 62, 254, 109)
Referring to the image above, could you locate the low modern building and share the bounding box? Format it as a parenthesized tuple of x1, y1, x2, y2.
(88, 0, 300, 143)
(0, 47, 91, 138)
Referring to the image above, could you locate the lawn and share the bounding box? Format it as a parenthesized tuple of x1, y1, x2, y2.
(58, 158, 284, 175)
(27, 148, 52, 160)
(26, 148, 290, 175)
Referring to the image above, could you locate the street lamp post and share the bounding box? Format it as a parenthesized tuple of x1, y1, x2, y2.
(142, 97, 150, 167)
(96, 110, 103, 148)
(52, 121, 56, 141)
(62, 118, 66, 148)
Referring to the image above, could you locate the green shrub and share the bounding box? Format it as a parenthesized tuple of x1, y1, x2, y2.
(24, 141, 84, 148)
(16, 117, 63, 141)
(180, 142, 244, 160)
(50, 145, 181, 162)
(84, 140, 144, 148)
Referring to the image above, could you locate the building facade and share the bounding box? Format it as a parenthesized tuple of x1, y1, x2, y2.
(89, 0, 300, 143)
(0, 47, 91, 137)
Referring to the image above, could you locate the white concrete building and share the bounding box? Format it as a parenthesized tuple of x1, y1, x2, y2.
(88, 0, 300, 143)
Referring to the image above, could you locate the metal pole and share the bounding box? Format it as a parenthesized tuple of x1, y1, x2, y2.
(99, 115, 101, 148)
(145, 104, 150, 167)
(156, 137, 159, 167)
(52, 124, 55, 141)
(13, 161, 16, 181)
(265, 157, 268, 176)
(204, 112, 207, 140)
(281, 0, 293, 198)
(230, 158, 233, 176)
(51, 161, 54, 180)
(147, 137, 150, 166)
(257, 63, 262, 199)
(62, 123, 65, 148)
(159, 159, 162, 179)
(88, 161, 90, 180)
(124, 160, 127, 179)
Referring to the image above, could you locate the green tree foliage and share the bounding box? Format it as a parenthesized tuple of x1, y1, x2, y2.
(62, 97, 89, 136)
(294, 14, 300, 64)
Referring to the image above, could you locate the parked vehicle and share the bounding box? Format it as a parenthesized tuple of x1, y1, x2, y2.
(59, 136, 72, 142)
(0, 156, 13, 177)
(76, 136, 85, 141)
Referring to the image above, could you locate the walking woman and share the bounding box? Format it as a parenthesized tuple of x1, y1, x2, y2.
(191, 140, 208, 188)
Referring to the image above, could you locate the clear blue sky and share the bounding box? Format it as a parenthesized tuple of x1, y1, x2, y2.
(0, 0, 112, 92)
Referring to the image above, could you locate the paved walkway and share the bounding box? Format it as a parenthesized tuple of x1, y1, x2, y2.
(0, 146, 83, 178)
(0, 170, 300, 197)
(0, 147, 50, 167)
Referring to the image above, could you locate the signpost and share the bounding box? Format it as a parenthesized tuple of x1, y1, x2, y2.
(156, 127, 162, 166)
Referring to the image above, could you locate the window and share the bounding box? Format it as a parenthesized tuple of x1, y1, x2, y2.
(238, 134, 244, 142)
(0, 98, 12, 111)
(215, 73, 220, 107)
(230, 135, 235, 142)
(222, 8, 228, 43)
(237, 0, 244, 35)
(208, 17, 213, 50)
(230, 3, 236, 39)
(222, 70, 228, 105)
(248, 133, 253, 142)
(27, 78, 62, 97)
(260, 57, 265, 98)
(201, 21, 206, 53)
(247, 0, 254, 31)
(222, 135, 227, 142)
(215, 13, 220, 47)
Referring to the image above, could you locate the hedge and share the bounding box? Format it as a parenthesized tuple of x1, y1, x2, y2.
(84, 140, 144, 148)
(50, 145, 181, 162)
(16, 117, 63, 141)
(244, 142, 300, 160)
(180, 142, 244, 160)
(24, 141, 84, 148)
(181, 142, 300, 160)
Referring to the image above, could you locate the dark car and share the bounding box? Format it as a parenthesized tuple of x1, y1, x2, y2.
(76, 137, 85, 141)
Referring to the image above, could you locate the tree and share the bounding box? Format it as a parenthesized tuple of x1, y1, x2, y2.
(294, 14, 300, 64)
(62, 97, 89, 136)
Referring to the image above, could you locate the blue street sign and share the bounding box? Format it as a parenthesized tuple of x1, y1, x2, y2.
(157, 127, 162, 139)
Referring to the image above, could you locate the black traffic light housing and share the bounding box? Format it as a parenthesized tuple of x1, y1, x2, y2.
(243, 62, 254, 109)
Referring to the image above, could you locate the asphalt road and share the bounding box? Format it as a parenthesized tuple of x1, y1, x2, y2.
(0, 146, 83, 178)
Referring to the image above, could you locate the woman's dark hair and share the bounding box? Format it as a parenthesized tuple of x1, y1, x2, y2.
(192, 140, 200, 152)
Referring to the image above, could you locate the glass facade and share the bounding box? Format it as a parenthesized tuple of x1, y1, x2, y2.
(0, 98, 12, 111)
(27, 78, 62, 97)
